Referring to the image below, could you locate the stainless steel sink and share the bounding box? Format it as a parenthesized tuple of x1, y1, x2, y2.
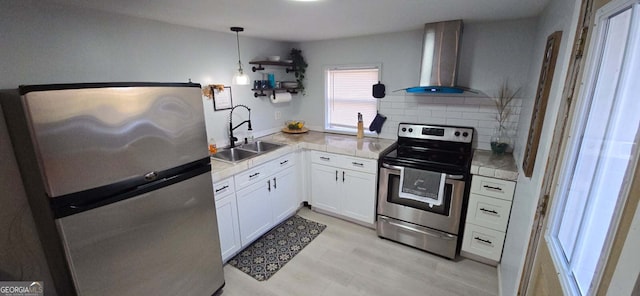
(211, 147, 258, 163)
(237, 141, 284, 153)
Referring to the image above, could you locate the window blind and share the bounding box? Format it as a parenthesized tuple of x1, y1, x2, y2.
(326, 67, 378, 130)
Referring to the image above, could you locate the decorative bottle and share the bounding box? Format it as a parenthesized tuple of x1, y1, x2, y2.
(490, 126, 511, 155)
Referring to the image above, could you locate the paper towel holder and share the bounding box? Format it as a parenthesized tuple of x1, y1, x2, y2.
(270, 91, 293, 103)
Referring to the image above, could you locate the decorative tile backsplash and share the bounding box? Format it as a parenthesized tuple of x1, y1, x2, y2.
(375, 94, 522, 151)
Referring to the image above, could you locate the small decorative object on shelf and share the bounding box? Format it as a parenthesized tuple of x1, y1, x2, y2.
(249, 56, 303, 97)
(490, 81, 519, 155)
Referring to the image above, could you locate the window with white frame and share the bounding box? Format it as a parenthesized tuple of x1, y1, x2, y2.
(325, 66, 379, 131)
(548, 1, 640, 295)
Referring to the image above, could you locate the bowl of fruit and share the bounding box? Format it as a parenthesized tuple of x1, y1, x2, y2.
(283, 120, 307, 133)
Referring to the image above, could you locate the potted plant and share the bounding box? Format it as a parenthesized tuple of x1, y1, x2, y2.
(490, 81, 519, 154)
(289, 48, 307, 95)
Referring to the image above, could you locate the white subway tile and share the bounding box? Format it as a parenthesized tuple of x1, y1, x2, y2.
(446, 111, 463, 118)
(392, 102, 406, 109)
(465, 97, 494, 106)
(447, 104, 479, 112)
(478, 120, 498, 128)
(477, 105, 497, 113)
(405, 109, 428, 116)
(420, 117, 446, 124)
(385, 109, 406, 115)
(476, 127, 495, 136)
(434, 97, 465, 104)
(463, 112, 494, 121)
(445, 118, 478, 127)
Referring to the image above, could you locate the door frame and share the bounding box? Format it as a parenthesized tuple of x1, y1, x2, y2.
(520, 0, 640, 294)
(518, 0, 595, 293)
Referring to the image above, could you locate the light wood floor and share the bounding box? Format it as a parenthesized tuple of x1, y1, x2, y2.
(220, 208, 499, 296)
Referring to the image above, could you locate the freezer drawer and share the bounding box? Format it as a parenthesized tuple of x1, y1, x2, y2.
(56, 171, 224, 296)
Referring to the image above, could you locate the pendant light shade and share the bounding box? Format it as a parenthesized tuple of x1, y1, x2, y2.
(231, 27, 250, 85)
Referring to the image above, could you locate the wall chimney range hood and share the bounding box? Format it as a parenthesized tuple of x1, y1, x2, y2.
(405, 20, 473, 94)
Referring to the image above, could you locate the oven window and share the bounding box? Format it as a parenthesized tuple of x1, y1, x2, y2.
(387, 173, 452, 215)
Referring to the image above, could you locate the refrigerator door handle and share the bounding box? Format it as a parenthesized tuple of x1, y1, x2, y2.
(53, 162, 211, 218)
(144, 171, 158, 181)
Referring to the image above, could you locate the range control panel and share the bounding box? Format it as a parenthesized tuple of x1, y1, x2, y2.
(397, 123, 474, 143)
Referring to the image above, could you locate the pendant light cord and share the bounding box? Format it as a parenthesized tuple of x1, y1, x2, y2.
(235, 30, 243, 72)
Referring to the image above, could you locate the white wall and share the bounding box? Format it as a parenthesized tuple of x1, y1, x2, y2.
(0, 0, 296, 144)
(499, 0, 582, 294)
(293, 19, 537, 150)
(0, 1, 295, 292)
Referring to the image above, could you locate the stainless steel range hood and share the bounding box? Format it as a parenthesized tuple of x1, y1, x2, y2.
(406, 20, 471, 94)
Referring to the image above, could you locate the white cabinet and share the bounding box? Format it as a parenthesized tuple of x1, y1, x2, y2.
(236, 176, 273, 247)
(309, 151, 377, 225)
(271, 166, 298, 225)
(461, 175, 516, 265)
(310, 163, 341, 213)
(213, 177, 240, 263)
(235, 153, 299, 247)
(341, 169, 376, 223)
(269, 153, 299, 225)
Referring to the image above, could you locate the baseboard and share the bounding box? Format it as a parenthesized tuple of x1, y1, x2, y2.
(311, 207, 375, 229)
(460, 250, 498, 266)
(498, 263, 503, 296)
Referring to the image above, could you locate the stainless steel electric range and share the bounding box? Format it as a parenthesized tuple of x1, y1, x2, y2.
(377, 123, 474, 259)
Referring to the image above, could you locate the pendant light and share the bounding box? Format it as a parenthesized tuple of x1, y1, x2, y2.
(231, 27, 250, 85)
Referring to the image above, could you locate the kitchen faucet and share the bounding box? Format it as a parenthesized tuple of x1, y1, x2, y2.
(229, 104, 252, 148)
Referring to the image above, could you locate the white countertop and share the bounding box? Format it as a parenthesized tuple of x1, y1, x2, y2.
(211, 131, 519, 183)
(210, 131, 396, 183)
(470, 150, 519, 181)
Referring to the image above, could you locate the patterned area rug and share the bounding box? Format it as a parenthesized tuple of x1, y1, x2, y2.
(228, 215, 327, 281)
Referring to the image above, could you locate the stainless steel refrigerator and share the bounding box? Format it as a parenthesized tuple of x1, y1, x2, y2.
(2, 82, 225, 296)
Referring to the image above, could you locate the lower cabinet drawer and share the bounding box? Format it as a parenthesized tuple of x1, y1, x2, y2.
(461, 223, 506, 262)
(466, 193, 512, 231)
(339, 155, 377, 174)
(310, 150, 340, 166)
(212, 176, 235, 201)
(470, 175, 516, 201)
(234, 162, 270, 188)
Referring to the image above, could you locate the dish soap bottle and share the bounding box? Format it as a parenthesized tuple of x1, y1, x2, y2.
(245, 129, 254, 144)
(357, 112, 364, 139)
(208, 138, 217, 154)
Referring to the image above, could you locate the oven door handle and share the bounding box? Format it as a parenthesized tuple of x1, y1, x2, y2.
(385, 219, 457, 240)
(381, 163, 465, 180)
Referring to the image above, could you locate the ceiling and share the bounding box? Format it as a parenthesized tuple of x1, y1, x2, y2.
(45, 0, 551, 42)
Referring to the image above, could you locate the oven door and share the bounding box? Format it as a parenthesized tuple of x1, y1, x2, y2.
(377, 164, 465, 235)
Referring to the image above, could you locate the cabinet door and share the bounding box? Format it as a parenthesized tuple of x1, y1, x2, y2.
(341, 169, 376, 224)
(236, 179, 272, 247)
(271, 167, 299, 225)
(215, 194, 241, 262)
(310, 163, 340, 213)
